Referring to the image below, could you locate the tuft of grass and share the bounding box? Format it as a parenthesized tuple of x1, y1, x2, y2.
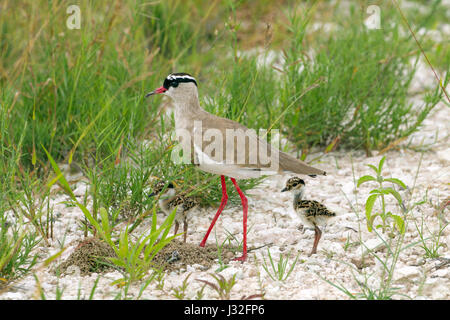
(196, 273, 237, 300)
(413, 193, 449, 258)
(279, 4, 444, 155)
(171, 273, 192, 300)
(0, 223, 40, 284)
(261, 248, 300, 282)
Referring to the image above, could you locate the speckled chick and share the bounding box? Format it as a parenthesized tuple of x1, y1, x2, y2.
(282, 177, 336, 256)
(149, 181, 199, 242)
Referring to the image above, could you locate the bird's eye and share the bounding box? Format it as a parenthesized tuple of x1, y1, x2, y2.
(171, 81, 179, 88)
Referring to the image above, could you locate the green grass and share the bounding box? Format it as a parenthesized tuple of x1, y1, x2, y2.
(413, 191, 449, 258)
(0, 222, 39, 283)
(279, 4, 444, 155)
(261, 248, 300, 282)
(196, 273, 238, 300)
(0, 0, 448, 296)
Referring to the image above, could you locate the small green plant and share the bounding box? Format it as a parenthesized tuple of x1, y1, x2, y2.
(136, 270, 161, 300)
(413, 194, 449, 258)
(357, 156, 407, 235)
(102, 207, 177, 285)
(113, 269, 159, 300)
(6, 173, 54, 246)
(171, 273, 192, 300)
(417, 221, 448, 259)
(343, 232, 359, 252)
(223, 228, 244, 255)
(0, 221, 39, 283)
(196, 273, 237, 300)
(222, 225, 255, 256)
(87, 275, 101, 300)
(155, 268, 166, 292)
(261, 248, 300, 282)
(215, 233, 231, 272)
(195, 284, 207, 300)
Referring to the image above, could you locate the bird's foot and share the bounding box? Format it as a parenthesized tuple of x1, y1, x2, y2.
(233, 254, 247, 262)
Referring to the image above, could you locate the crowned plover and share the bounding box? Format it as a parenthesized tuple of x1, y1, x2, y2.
(146, 73, 326, 261)
(282, 177, 335, 256)
(149, 181, 198, 243)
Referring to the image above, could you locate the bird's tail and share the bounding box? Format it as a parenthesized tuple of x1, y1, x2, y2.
(278, 151, 326, 176)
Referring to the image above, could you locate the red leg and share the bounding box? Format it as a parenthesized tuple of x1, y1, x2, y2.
(183, 219, 188, 243)
(200, 175, 228, 247)
(310, 226, 322, 256)
(230, 178, 248, 262)
(174, 221, 179, 237)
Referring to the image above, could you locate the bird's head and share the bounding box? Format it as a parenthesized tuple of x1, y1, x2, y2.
(145, 73, 198, 102)
(281, 177, 306, 193)
(148, 181, 176, 199)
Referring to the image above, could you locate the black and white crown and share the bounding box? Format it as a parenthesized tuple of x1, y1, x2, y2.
(163, 73, 197, 89)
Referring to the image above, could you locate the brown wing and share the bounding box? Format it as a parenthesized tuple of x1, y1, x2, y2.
(183, 198, 198, 211)
(296, 200, 335, 217)
(167, 195, 185, 209)
(181, 197, 198, 211)
(195, 112, 326, 176)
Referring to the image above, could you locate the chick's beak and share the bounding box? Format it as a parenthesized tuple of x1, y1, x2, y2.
(281, 187, 288, 192)
(145, 86, 167, 98)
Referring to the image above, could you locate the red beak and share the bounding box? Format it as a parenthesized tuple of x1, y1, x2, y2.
(145, 86, 167, 97)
